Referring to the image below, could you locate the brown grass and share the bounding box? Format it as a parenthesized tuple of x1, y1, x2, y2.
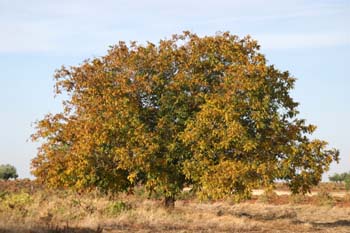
(0, 182, 350, 232)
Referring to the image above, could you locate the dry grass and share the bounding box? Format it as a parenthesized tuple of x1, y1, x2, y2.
(0, 185, 350, 232)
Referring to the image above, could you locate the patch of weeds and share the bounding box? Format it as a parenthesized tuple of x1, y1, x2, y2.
(1, 192, 32, 216)
(258, 190, 278, 204)
(106, 201, 132, 216)
(133, 185, 148, 199)
(70, 198, 82, 207)
(0, 190, 8, 199)
(289, 194, 307, 204)
(54, 205, 68, 216)
(316, 189, 334, 206)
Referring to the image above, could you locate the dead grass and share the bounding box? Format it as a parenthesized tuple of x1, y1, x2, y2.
(0, 187, 350, 232)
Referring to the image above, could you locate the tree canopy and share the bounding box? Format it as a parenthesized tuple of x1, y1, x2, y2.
(31, 32, 339, 206)
(329, 172, 350, 190)
(0, 164, 18, 180)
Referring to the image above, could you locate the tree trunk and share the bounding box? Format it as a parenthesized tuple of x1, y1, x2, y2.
(164, 196, 175, 208)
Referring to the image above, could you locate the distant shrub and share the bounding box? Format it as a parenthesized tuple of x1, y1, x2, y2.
(0, 164, 18, 180)
(329, 172, 350, 190)
(345, 177, 350, 191)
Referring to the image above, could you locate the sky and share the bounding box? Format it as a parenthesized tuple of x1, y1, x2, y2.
(0, 0, 349, 180)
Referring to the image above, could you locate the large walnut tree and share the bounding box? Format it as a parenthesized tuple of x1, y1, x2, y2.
(31, 32, 339, 206)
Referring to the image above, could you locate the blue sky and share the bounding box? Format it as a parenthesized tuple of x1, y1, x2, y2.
(0, 0, 349, 179)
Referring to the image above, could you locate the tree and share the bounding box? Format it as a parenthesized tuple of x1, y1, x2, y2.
(0, 164, 18, 180)
(345, 176, 350, 191)
(329, 172, 350, 183)
(329, 173, 342, 183)
(31, 32, 339, 206)
(329, 172, 350, 190)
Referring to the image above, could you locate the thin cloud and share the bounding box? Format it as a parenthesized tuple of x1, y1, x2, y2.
(256, 33, 350, 50)
(0, 0, 349, 54)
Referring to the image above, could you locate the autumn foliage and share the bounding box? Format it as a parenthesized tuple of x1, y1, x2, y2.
(31, 32, 339, 205)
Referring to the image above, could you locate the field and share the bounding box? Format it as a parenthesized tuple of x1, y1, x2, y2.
(0, 180, 350, 233)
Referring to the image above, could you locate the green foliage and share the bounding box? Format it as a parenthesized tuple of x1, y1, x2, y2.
(0, 192, 32, 217)
(329, 172, 350, 191)
(3, 192, 32, 209)
(106, 201, 131, 216)
(31, 31, 339, 204)
(329, 173, 340, 182)
(329, 171, 349, 182)
(0, 164, 18, 180)
(345, 177, 350, 191)
(0, 191, 8, 199)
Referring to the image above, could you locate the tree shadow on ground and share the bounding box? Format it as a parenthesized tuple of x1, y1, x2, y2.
(311, 220, 350, 228)
(232, 210, 350, 230)
(0, 224, 215, 233)
(0, 226, 103, 233)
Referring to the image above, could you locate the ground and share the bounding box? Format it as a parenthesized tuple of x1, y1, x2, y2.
(0, 180, 349, 233)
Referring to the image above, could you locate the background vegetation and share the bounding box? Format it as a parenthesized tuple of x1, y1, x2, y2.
(0, 164, 18, 180)
(329, 172, 350, 191)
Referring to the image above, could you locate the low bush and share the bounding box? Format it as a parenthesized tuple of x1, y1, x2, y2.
(0, 192, 32, 217)
(106, 201, 132, 216)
